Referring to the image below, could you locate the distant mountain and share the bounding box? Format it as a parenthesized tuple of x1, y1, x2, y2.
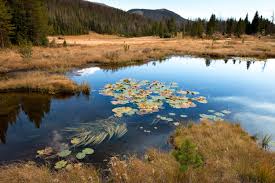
(128, 9, 187, 24)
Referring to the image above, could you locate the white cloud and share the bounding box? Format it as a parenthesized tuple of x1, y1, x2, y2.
(214, 96, 275, 114)
(76, 67, 101, 76)
(233, 112, 275, 139)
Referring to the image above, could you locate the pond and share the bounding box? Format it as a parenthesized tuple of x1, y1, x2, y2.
(1, 56, 275, 165)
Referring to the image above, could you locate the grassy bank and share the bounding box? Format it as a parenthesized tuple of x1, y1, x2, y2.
(0, 72, 90, 95)
(0, 33, 274, 94)
(1, 121, 274, 183)
(0, 34, 274, 74)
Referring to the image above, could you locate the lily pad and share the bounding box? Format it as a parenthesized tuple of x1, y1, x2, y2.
(82, 148, 94, 155)
(208, 110, 215, 113)
(214, 112, 225, 117)
(76, 152, 86, 160)
(37, 147, 53, 156)
(55, 160, 67, 170)
(166, 118, 174, 122)
(180, 115, 188, 118)
(112, 107, 137, 117)
(221, 110, 231, 114)
(58, 150, 71, 158)
(71, 138, 80, 145)
(193, 96, 208, 104)
(173, 122, 180, 126)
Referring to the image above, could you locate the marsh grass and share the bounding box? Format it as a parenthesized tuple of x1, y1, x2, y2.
(0, 35, 274, 74)
(0, 162, 100, 183)
(110, 121, 275, 183)
(0, 72, 90, 95)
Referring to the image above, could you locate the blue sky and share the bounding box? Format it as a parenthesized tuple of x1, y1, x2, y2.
(89, 0, 275, 20)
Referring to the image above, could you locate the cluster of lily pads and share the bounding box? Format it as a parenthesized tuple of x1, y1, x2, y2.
(199, 110, 231, 121)
(37, 146, 94, 170)
(100, 79, 208, 117)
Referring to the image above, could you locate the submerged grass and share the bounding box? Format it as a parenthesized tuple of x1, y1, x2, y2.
(0, 72, 90, 95)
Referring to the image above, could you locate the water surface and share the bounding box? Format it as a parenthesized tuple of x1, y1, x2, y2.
(1, 56, 275, 164)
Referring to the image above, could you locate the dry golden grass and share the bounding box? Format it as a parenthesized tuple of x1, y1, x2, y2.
(110, 121, 275, 183)
(0, 72, 90, 95)
(0, 121, 274, 183)
(109, 150, 183, 183)
(172, 121, 275, 183)
(0, 34, 274, 74)
(0, 162, 100, 183)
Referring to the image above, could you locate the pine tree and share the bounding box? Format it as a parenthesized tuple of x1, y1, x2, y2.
(244, 14, 251, 34)
(226, 18, 235, 35)
(235, 18, 245, 37)
(167, 17, 177, 37)
(251, 11, 260, 34)
(206, 14, 217, 36)
(191, 19, 204, 37)
(0, 0, 13, 48)
(9, 0, 49, 45)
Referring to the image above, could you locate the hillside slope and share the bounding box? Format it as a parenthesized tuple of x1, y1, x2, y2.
(128, 8, 187, 24)
(47, 0, 155, 36)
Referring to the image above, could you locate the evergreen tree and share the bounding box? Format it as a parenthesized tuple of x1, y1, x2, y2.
(244, 14, 251, 34)
(226, 18, 235, 35)
(235, 18, 245, 37)
(206, 14, 217, 36)
(167, 17, 177, 36)
(191, 19, 204, 37)
(0, 0, 13, 48)
(251, 11, 260, 34)
(8, 0, 49, 45)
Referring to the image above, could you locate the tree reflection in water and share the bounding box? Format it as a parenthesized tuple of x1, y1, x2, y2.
(0, 93, 72, 144)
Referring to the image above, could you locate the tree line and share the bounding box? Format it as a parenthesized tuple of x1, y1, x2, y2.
(0, 0, 274, 48)
(0, 0, 155, 48)
(181, 12, 275, 38)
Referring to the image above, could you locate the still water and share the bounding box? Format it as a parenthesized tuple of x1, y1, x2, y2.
(1, 56, 275, 164)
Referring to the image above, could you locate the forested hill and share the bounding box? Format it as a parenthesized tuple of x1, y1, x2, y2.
(46, 0, 155, 36)
(128, 9, 187, 24)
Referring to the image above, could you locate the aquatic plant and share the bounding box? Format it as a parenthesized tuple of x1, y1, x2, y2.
(36, 147, 53, 157)
(64, 117, 128, 146)
(260, 135, 272, 150)
(54, 160, 67, 170)
(100, 78, 208, 117)
(57, 150, 71, 158)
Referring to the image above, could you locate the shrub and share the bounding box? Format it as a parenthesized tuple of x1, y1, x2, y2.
(123, 42, 130, 52)
(63, 40, 67, 47)
(49, 38, 57, 48)
(104, 51, 119, 62)
(18, 41, 32, 60)
(172, 139, 203, 172)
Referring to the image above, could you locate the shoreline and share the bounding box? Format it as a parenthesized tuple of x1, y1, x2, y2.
(0, 34, 274, 94)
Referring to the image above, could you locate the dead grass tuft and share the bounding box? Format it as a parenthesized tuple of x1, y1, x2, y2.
(0, 72, 90, 95)
(0, 162, 100, 183)
(109, 149, 183, 183)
